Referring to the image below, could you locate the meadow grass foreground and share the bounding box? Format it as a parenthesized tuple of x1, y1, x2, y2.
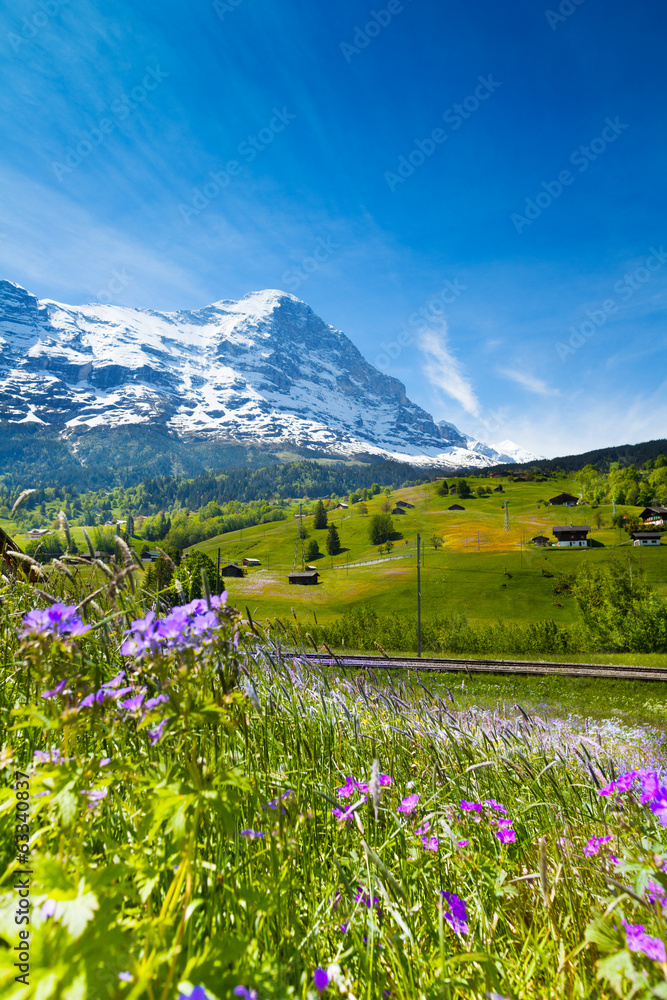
(1, 581, 667, 1000)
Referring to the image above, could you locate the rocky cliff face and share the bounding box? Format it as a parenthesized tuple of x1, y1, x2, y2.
(0, 281, 534, 468)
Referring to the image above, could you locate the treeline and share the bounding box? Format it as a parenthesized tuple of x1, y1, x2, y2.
(488, 438, 667, 476)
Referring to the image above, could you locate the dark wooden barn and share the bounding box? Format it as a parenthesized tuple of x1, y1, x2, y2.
(288, 571, 319, 585)
(220, 563, 245, 578)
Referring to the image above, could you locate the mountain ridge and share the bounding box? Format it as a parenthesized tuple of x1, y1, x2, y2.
(0, 279, 537, 474)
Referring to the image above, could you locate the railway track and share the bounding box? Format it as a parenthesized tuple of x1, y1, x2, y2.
(307, 652, 667, 684)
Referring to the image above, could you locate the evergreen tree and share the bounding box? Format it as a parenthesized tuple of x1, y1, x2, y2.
(124, 512, 135, 541)
(326, 524, 341, 556)
(313, 500, 328, 530)
(306, 539, 321, 561)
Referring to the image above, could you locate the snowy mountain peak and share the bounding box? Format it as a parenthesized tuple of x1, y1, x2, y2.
(0, 280, 536, 470)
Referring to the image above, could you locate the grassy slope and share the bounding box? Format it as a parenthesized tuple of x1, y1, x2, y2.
(185, 475, 665, 628)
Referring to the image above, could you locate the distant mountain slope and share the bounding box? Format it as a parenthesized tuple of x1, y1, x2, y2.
(0, 279, 537, 481)
(488, 438, 667, 474)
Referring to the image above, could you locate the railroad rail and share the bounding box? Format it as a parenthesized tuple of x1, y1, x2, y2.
(307, 652, 667, 684)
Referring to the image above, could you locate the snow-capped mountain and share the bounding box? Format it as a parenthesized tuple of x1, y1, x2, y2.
(0, 280, 537, 469)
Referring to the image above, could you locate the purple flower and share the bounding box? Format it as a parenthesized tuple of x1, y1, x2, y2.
(484, 799, 507, 814)
(398, 794, 420, 814)
(440, 890, 469, 935)
(41, 678, 69, 699)
(20, 604, 91, 640)
(332, 799, 365, 822)
(355, 887, 380, 912)
(650, 788, 667, 826)
(640, 771, 661, 803)
(496, 827, 516, 844)
(422, 836, 439, 852)
(120, 692, 146, 714)
(239, 829, 265, 839)
(583, 835, 613, 857)
(623, 920, 666, 962)
(460, 800, 483, 812)
(414, 821, 430, 837)
(336, 776, 367, 798)
(99, 757, 111, 766)
(313, 968, 329, 992)
(340, 922, 348, 934)
(379, 773, 392, 787)
(118, 971, 132, 981)
(147, 718, 169, 746)
(144, 693, 169, 710)
(646, 881, 667, 908)
(457, 839, 470, 847)
(80, 787, 107, 809)
(40, 898, 58, 919)
(233, 988, 258, 1000)
(180, 988, 213, 1000)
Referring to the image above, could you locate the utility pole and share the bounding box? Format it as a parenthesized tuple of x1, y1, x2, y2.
(216, 547, 220, 594)
(417, 531, 422, 658)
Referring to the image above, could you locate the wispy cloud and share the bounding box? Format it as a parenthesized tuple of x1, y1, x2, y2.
(498, 367, 560, 396)
(418, 324, 480, 417)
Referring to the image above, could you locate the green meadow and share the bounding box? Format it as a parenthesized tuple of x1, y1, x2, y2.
(186, 476, 665, 638)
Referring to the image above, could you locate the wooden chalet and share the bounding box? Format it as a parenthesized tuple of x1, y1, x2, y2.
(549, 493, 579, 507)
(288, 571, 319, 586)
(220, 563, 245, 578)
(243, 557, 261, 566)
(395, 500, 415, 509)
(640, 506, 667, 527)
(531, 535, 550, 547)
(552, 525, 590, 548)
(391, 506, 406, 515)
(631, 531, 663, 547)
(448, 504, 465, 511)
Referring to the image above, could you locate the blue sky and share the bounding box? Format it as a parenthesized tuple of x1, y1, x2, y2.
(0, 0, 665, 457)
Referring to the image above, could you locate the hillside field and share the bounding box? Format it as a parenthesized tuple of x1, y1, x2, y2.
(186, 475, 666, 630)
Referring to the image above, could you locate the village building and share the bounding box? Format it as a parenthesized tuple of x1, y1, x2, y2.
(448, 504, 465, 511)
(532, 535, 550, 547)
(640, 506, 667, 527)
(391, 507, 406, 515)
(552, 525, 590, 548)
(395, 500, 415, 509)
(26, 528, 52, 540)
(220, 563, 244, 578)
(493, 485, 504, 493)
(334, 502, 348, 510)
(631, 531, 663, 547)
(549, 493, 579, 506)
(243, 557, 261, 566)
(288, 571, 319, 585)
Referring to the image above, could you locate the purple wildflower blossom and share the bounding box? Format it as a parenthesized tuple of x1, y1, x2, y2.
(646, 881, 667, 908)
(233, 988, 258, 1000)
(80, 787, 107, 809)
(41, 678, 69, 699)
(640, 771, 661, 803)
(99, 758, 111, 766)
(398, 793, 420, 814)
(650, 788, 667, 826)
(440, 890, 469, 935)
(460, 800, 483, 812)
(340, 922, 348, 934)
(313, 968, 329, 992)
(337, 776, 367, 798)
(422, 836, 439, 852)
(239, 829, 265, 839)
(40, 899, 59, 918)
(457, 839, 470, 847)
(120, 692, 146, 714)
(20, 604, 91, 640)
(583, 835, 613, 857)
(181, 988, 213, 1000)
(483, 799, 508, 814)
(147, 718, 169, 746)
(496, 827, 516, 844)
(414, 821, 430, 837)
(379, 773, 392, 787)
(118, 971, 132, 981)
(622, 920, 667, 962)
(355, 887, 381, 912)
